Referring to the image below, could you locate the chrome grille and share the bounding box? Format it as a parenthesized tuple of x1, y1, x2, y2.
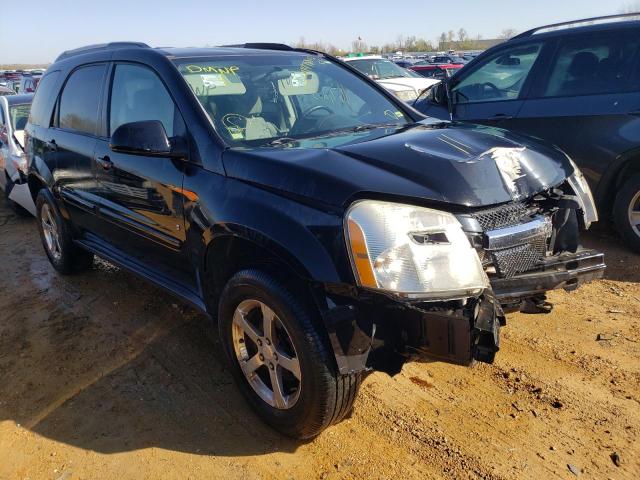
(472, 202, 531, 231)
(491, 234, 548, 278)
(471, 205, 552, 279)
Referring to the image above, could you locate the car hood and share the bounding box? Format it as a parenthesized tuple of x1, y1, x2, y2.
(376, 77, 440, 93)
(222, 121, 573, 211)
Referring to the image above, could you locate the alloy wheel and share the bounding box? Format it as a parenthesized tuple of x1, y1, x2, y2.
(232, 299, 302, 409)
(41, 203, 62, 260)
(628, 190, 640, 238)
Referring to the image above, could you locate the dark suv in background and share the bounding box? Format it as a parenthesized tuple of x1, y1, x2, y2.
(416, 14, 640, 250)
(25, 42, 604, 438)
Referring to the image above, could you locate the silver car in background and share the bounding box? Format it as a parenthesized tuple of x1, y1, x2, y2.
(0, 94, 35, 216)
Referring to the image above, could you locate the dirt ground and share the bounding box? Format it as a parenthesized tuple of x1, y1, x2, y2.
(0, 195, 638, 480)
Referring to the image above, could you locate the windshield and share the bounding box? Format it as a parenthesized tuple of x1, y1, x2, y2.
(10, 104, 30, 130)
(346, 58, 421, 80)
(174, 54, 410, 148)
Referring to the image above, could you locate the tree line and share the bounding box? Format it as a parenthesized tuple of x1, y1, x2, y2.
(295, 28, 518, 56)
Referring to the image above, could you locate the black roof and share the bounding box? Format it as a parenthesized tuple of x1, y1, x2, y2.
(54, 42, 312, 64)
(511, 13, 640, 41)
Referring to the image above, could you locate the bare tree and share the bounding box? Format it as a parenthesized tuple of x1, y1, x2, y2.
(458, 28, 468, 42)
(499, 28, 518, 40)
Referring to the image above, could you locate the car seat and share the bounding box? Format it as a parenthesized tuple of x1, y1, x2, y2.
(561, 51, 601, 95)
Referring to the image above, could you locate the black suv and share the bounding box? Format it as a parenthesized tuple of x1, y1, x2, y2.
(25, 42, 604, 438)
(416, 14, 640, 251)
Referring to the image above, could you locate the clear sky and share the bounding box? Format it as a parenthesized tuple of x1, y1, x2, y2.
(0, 0, 635, 64)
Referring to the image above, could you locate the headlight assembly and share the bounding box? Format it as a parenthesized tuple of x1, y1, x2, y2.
(345, 200, 488, 300)
(566, 159, 598, 228)
(394, 89, 418, 102)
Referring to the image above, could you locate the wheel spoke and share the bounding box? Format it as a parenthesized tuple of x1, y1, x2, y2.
(277, 350, 301, 380)
(269, 366, 287, 409)
(261, 303, 276, 340)
(233, 309, 260, 344)
(630, 210, 640, 226)
(240, 353, 263, 376)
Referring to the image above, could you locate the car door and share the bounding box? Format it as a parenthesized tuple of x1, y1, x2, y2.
(52, 63, 107, 233)
(509, 29, 640, 194)
(92, 62, 193, 288)
(447, 40, 549, 127)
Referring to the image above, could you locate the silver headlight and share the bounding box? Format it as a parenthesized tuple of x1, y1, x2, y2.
(394, 89, 418, 102)
(567, 159, 598, 229)
(345, 200, 489, 300)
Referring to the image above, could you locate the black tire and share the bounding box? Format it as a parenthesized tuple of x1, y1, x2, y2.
(613, 173, 640, 252)
(4, 174, 31, 217)
(218, 269, 361, 439)
(35, 189, 94, 274)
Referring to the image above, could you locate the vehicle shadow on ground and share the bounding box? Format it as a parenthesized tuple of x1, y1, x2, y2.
(27, 320, 304, 456)
(0, 200, 304, 457)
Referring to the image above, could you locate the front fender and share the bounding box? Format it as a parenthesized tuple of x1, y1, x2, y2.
(182, 171, 376, 373)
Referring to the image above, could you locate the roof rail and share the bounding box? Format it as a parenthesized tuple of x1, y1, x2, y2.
(220, 43, 293, 51)
(512, 12, 640, 39)
(55, 42, 150, 62)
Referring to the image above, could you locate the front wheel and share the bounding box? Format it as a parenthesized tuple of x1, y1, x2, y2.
(613, 173, 640, 252)
(36, 189, 94, 274)
(218, 269, 362, 439)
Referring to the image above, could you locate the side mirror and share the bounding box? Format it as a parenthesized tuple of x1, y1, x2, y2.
(110, 120, 180, 157)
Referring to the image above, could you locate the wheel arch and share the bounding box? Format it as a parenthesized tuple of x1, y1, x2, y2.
(595, 147, 640, 218)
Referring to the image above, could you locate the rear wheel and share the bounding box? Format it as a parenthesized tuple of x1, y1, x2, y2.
(36, 189, 94, 274)
(218, 269, 362, 439)
(613, 173, 640, 252)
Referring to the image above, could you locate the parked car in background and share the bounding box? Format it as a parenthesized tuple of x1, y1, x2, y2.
(394, 59, 415, 69)
(26, 41, 604, 438)
(0, 94, 35, 215)
(0, 86, 16, 96)
(17, 74, 41, 93)
(415, 13, 640, 251)
(410, 63, 464, 80)
(432, 55, 468, 64)
(342, 55, 439, 102)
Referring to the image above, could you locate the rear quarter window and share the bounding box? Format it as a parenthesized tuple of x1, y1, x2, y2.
(58, 64, 107, 135)
(29, 71, 61, 126)
(543, 32, 640, 97)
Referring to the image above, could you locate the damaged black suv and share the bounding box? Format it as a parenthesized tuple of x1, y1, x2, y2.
(25, 42, 605, 438)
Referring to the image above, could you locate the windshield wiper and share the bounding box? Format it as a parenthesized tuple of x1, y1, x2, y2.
(262, 123, 403, 147)
(264, 137, 297, 147)
(350, 122, 403, 132)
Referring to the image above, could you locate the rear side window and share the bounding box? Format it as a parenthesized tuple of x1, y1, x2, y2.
(29, 71, 60, 126)
(543, 33, 640, 97)
(109, 64, 176, 136)
(452, 43, 542, 104)
(59, 64, 106, 135)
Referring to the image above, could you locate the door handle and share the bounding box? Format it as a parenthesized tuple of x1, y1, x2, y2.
(488, 114, 514, 121)
(628, 110, 640, 117)
(96, 155, 113, 171)
(47, 139, 58, 151)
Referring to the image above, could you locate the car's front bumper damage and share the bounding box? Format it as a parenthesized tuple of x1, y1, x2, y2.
(316, 248, 604, 376)
(491, 248, 605, 301)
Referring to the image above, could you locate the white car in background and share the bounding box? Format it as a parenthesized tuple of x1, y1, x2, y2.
(342, 55, 440, 103)
(0, 94, 35, 216)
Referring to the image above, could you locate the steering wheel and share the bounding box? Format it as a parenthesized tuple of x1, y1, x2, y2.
(301, 105, 335, 119)
(482, 82, 501, 95)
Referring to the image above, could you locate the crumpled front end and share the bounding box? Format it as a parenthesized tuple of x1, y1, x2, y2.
(314, 184, 604, 377)
(458, 184, 605, 313)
